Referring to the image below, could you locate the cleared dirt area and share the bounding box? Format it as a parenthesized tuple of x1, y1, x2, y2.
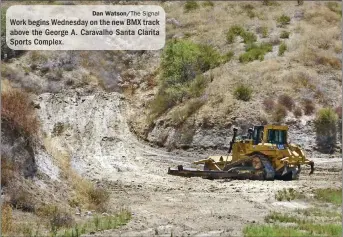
(36, 91, 341, 237)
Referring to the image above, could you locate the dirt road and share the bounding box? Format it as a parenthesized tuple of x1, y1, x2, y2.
(37, 91, 342, 237)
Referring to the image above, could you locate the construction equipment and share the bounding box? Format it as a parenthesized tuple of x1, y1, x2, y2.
(168, 125, 314, 180)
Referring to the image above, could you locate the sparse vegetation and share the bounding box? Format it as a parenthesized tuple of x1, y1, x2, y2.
(278, 42, 287, 56)
(277, 94, 294, 111)
(294, 107, 302, 118)
(239, 43, 272, 63)
(221, 51, 234, 63)
(86, 186, 110, 209)
(263, 98, 275, 112)
(272, 104, 287, 123)
(314, 108, 338, 153)
(265, 212, 303, 224)
(256, 26, 269, 38)
(1, 89, 39, 137)
(184, 1, 199, 12)
(303, 99, 315, 115)
(150, 40, 224, 117)
(244, 225, 309, 237)
(280, 31, 290, 39)
(277, 14, 291, 27)
(242, 4, 256, 19)
(334, 105, 342, 119)
(171, 98, 205, 125)
(245, 186, 342, 237)
(226, 25, 245, 44)
(234, 84, 253, 101)
(314, 188, 342, 206)
(275, 188, 303, 201)
(2, 203, 13, 234)
(326, 2, 342, 16)
(202, 1, 214, 7)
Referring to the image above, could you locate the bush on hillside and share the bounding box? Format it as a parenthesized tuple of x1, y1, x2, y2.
(294, 107, 303, 118)
(184, 1, 199, 12)
(277, 15, 291, 27)
(303, 99, 315, 115)
(278, 42, 287, 56)
(1, 89, 39, 137)
(277, 94, 294, 111)
(161, 40, 220, 87)
(263, 98, 275, 112)
(226, 25, 257, 44)
(280, 31, 290, 39)
(202, 1, 214, 7)
(272, 104, 287, 123)
(226, 25, 245, 44)
(239, 43, 272, 63)
(150, 40, 220, 116)
(314, 108, 338, 153)
(234, 84, 253, 101)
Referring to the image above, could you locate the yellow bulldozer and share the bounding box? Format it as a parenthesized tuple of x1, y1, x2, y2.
(168, 125, 314, 180)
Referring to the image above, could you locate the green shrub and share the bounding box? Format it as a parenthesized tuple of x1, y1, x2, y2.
(184, 1, 199, 12)
(202, 1, 214, 7)
(221, 51, 234, 63)
(151, 40, 220, 116)
(239, 43, 272, 63)
(314, 108, 338, 153)
(227, 26, 257, 44)
(161, 40, 220, 87)
(242, 4, 256, 18)
(278, 42, 287, 56)
(260, 26, 269, 38)
(226, 25, 245, 43)
(326, 2, 342, 16)
(277, 14, 291, 27)
(234, 84, 252, 101)
(314, 188, 342, 206)
(187, 75, 209, 98)
(243, 224, 308, 237)
(280, 31, 290, 39)
(241, 31, 257, 44)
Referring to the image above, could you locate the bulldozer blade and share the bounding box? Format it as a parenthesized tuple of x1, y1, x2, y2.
(167, 167, 264, 180)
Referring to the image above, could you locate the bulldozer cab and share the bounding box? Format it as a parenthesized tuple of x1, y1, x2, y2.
(252, 125, 288, 145)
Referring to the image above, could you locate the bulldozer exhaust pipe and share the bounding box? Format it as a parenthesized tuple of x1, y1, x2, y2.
(228, 127, 238, 154)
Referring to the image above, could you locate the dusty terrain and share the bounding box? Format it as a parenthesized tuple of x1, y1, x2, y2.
(35, 91, 342, 237)
(1, 1, 342, 236)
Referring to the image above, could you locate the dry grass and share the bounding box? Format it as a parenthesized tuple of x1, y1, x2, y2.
(272, 104, 287, 123)
(1, 88, 39, 137)
(2, 203, 13, 234)
(1, 158, 17, 187)
(43, 137, 110, 211)
(263, 98, 275, 112)
(277, 94, 294, 111)
(294, 107, 303, 118)
(302, 99, 316, 115)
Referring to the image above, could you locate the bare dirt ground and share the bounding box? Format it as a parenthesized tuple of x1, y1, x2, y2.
(36, 91, 342, 237)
